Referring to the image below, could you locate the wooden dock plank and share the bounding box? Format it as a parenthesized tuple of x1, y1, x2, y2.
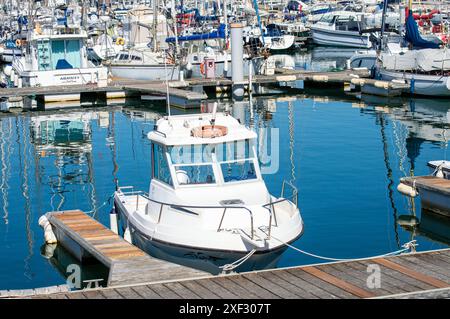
(131, 285, 162, 299)
(147, 284, 182, 299)
(387, 255, 450, 284)
(99, 288, 124, 299)
(319, 263, 390, 296)
(194, 279, 239, 299)
(48, 210, 208, 287)
(209, 277, 260, 299)
(115, 287, 143, 299)
(343, 260, 410, 294)
(163, 282, 201, 299)
(258, 271, 317, 298)
(226, 276, 280, 299)
(356, 260, 431, 292)
(82, 290, 106, 299)
(242, 273, 299, 299)
(180, 281, 220, 299)
(302, 266, 375, 298)
(286, 268, 355, 298)
(373, 258, 448, 288)
(271, 270, 336, 299)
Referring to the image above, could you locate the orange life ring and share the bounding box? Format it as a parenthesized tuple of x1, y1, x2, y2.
(191, 125, 228, 138)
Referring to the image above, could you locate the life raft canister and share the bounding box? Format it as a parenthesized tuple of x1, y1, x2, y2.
(200, 61, 206, 75)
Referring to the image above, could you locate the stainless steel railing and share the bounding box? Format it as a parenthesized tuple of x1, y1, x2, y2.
(117, 180, 299, 241)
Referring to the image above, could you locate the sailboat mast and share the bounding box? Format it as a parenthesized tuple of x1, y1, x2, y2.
(152, 0, 158, 52)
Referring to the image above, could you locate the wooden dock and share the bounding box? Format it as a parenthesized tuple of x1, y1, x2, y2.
(47, 210, 208, 287)
(0, 68, 372, 107)
(25, 248, 450, 299)
(400, 176, 450, 217)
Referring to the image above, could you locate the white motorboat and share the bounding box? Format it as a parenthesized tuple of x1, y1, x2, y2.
(311, 11, 372, 48)
(263, 24, 296, 51)
(108, 46, 180, 81)
(114, 112, 304, 274)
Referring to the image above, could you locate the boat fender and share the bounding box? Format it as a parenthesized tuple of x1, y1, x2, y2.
(351, 78, 365, 86)
(123, 227, 132, 244)
(397, 182, 418, 197)
(116, 37, 125, 45)
(312, 75, 328, 82)
(110, 207, 119, 235)
(38, 215, 58, 244)
(374, 81, 389, 89)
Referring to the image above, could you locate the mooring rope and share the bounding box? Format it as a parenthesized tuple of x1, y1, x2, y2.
(85, 193, 114, 216)
(264, 231, 418, 262)
(220, 249, 257, 272)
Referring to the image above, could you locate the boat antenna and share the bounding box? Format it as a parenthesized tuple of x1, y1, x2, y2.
(211, 102, 218, 127)
(164, 49, 171, 117)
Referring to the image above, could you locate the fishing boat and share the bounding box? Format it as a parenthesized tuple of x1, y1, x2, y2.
(310, 11, 372, 48)
(114, 112, 304, 274)
(10, 13, 108, 93)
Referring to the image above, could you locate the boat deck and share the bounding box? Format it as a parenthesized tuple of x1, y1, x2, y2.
(28, 248, 450, 299)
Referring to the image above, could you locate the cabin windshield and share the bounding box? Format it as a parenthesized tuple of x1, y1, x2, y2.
(165, 139, 258, 187)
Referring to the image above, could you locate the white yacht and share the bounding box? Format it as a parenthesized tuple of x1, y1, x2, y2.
(311, 11, 372, 48)
(108, 46, 180, 81)
(114, 112, 304, 273)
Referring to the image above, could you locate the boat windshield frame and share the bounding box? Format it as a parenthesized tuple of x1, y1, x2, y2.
(152, 139, 263, 189)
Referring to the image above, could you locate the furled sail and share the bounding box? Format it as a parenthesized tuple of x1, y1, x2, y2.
(405, 13, 440, 49)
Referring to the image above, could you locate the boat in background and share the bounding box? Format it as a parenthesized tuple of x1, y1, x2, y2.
(311, 11, 372, 48)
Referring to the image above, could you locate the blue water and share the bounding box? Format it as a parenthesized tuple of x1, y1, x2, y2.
(1, 70, 450, 290)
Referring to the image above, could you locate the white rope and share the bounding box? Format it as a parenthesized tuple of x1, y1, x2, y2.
(220, 249, 257, 272)
(85, 193, 114, 216)
(265, 231, 417, 262)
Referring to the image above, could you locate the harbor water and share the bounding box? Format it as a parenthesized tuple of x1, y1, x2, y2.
(0, 49, 449, 290)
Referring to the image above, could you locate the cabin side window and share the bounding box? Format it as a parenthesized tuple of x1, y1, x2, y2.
(152, 143, 173, 186)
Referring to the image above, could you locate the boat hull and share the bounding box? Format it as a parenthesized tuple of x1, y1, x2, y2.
(379, 69, 450, 96)
(311, 27, 371, 48)
(114, 198, 301, 274)
(110, 64, 180, 81)
(128, 221, 288, 274)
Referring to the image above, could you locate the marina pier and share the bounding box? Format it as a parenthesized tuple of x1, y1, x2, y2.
(18, 248, 450, 299)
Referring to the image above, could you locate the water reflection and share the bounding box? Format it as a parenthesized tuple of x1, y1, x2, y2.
(0, 93, 449, 289)
(30, 112, 97, 214)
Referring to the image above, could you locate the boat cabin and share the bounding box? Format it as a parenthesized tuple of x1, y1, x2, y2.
(30, 27, 88, 71)
(148, 113, 263, 190)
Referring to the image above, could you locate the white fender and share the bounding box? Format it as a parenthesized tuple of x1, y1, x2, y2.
(397, 182, 418, 197)
(38, 215, 58, 244)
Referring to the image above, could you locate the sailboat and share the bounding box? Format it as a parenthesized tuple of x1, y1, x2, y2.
(108, 3, 180, 81)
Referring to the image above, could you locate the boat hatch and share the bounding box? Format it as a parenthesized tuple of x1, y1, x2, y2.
(152, 140, 261, 188)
